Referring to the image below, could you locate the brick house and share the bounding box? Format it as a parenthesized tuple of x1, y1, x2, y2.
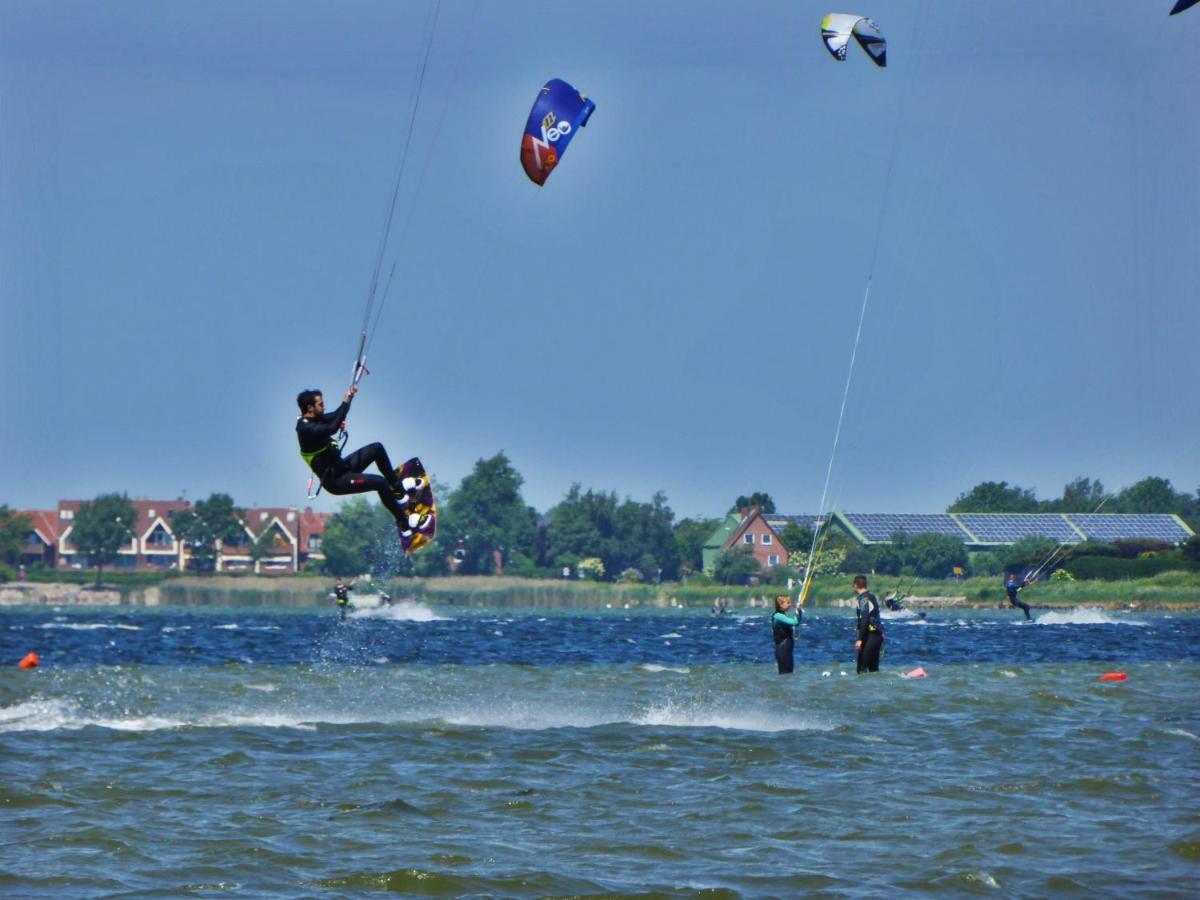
(21, 499, 327, 574)
(703, 508, 791, 574)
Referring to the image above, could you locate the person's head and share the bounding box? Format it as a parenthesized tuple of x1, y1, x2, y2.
(775, 595, 792, 613)
(297, 389, 324, 416)
(853, 574, 868, 592)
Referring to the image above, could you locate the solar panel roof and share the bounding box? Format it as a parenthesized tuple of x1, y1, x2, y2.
(843, 513, 970, 543)
(954, 514, 1081, 544)
(1066, 514, 1192, 543)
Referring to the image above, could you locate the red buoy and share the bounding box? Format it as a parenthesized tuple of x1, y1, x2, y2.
(18, 652, 39, 669)
(1099, 671, 1127, 682)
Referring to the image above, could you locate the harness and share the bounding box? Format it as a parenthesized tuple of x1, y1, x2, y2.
(299, 420, 349, 499)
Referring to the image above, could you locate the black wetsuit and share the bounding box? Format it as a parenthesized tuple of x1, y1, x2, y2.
(297, 397, 406, 523)
(334, 583, 352, 620)
(855, 591, 884, 673)
(772, 611, 800, 674)
(1005, 577, 1032, 620)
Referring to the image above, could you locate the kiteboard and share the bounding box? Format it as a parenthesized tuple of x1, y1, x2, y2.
(395, 457, 437, 555)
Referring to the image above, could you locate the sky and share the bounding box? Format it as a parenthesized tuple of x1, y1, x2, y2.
(2, 1, 1197, 522)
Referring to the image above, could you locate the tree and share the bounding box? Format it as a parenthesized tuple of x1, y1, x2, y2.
(71, 493, 136, 584)
(1001, 536, 1056, 576)
(172, 493, 244, 572)
(732, 492, 776, 514)
(439, 452, 537, 575)
(320, 498, 404, 577)
(1116, 476, 1185, 514)
(777, 522, 814, 559)
(948, 481, 1039, 513)
(906, 533, 968, 579)
(713, 544, 761, 585)
(673, 517, 718, 576)
(0, 506, 31, 566)
(1053, 476, 1108, 513)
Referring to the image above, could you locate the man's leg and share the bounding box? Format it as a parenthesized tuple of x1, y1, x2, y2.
(322, 470, 407, 523)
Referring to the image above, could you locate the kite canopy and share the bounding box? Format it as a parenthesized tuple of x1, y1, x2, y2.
(1170, 0, 1199, 14)
(821, 13, 887, 67)
(520, 78, 595, 186)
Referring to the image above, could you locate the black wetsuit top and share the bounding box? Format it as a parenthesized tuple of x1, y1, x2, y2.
(855, 591, 882, 642)
(297, 399, 352, 480)
(334, 584, 351, 607)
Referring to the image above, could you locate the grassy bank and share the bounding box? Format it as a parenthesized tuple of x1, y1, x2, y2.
(6, 571, 1200, 608)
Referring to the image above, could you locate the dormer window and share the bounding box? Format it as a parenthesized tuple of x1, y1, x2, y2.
(260, 512, 268, 522)
(287, 511, 295, 522)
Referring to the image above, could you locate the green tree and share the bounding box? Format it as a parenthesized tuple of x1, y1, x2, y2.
(906, 533, 968, 578)
(439, 452, 537, 575)
(320, 498, 402, 577)
(777, 522, 814, 559)
(173, 493, 244, 572)
(732, 492, 776, 514)
(1001, 536, 1057, 576)
(673, 517, 718, 577)
(0, 506, 32, 566)
(1116, 476, 1185, 514)
(948, 481, 1039, 513)
(1052, 476, 1108, 512)
(71, 493, 137, 584)
(713, 544, 761, 585)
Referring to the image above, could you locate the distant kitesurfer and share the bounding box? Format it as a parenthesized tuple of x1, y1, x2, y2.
(380, 590, 393, 608)
(884, 591, 904, 611)
(296, 385, 430, 542)
(334, 578, 353, 621)
(771, 594, 801, 674)
(1004, 573, 1033, 621)
(853, 574, 884, 674)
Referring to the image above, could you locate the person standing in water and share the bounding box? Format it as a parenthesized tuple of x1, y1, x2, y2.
(853, 574, 884, 674)
(334, 578, 353, 621)
(771, 594, 802, 674)
(1005, 573, 1034, 621)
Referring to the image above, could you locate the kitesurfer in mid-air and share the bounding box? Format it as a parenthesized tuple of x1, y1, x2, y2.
(1005, 573, 1034, 621)
(771, 594, 802, 674)
(296, 386, 430, 541)
(853, 574, 884, 674)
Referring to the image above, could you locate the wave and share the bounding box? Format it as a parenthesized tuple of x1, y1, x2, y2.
(1035, 609, 1146, 627)
(638, 664, 691, 674)
(635, 702, 832, 733)
(37, 622, 141, 631)
(349, 601, 447, 622)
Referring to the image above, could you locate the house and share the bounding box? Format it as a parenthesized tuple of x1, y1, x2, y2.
(37, 498, 328, 574)
(703, 508, 795, 574)
(18, 509, 60, 568)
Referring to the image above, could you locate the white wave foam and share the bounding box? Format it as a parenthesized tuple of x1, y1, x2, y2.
(638, 664, 691, 674)
(349, 601, 446, 622)
(1167, 728, 1199, 742)
(214, 624, 240, 630)
(635, 703, 831, 733)
(37, 622, 140, 631)
(658, 632, 683, 639)
(1035, 608, 1145, 627)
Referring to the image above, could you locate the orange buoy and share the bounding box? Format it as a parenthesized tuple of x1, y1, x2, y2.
(18, 652, 39, 669)
(904, 667, 927, 679)
(1099, 671, 1127, 682)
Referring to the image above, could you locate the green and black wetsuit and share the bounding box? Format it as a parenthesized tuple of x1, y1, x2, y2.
(855, 590, 884, 674)
(297, 397, 407, 523)
(772, 610, 800, 674)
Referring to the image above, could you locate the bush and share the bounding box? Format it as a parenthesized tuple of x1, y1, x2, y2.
(1113, 538, 1172, 559)
(0, 562, 14, 582)
(1063, 555, 1197, 581)
(969, 551, 1003, 577)
(1180, 535, 1200, 562)
(618, 567, 644, 583)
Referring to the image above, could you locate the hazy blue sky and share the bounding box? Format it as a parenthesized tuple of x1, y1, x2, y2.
(2, 1, 1197, 520)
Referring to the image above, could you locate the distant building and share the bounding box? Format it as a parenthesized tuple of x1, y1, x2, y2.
(18, 498, 328, 574)
(702, 509, 1194, 573)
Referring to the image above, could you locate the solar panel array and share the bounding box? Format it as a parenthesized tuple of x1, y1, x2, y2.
(1066, 514, 1192, 543)
(955, 514, 1082, 544)
(843, 513, 970, 543)
(764, 514, 824, 532)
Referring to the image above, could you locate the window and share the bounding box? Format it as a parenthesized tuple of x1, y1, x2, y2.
(148, 509, 155, 518)
(768, 554, 779, 566)
(762, 533, 772, 545)
(60, 509, 74, 520)
(287, 511, 296, 522)
(743, 533, 754, 544)
(146, 526, 173, 548)
(259, 512, 268, 522)
(308, 535, 322, 551)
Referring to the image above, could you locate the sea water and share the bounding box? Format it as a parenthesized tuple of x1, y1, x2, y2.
(2, 605, 1197, 896)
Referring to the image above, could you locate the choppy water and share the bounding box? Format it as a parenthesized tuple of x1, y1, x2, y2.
(2, 604, 1198, 897)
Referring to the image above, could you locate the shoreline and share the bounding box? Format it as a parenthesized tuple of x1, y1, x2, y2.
(2, 580, 1197, 611)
